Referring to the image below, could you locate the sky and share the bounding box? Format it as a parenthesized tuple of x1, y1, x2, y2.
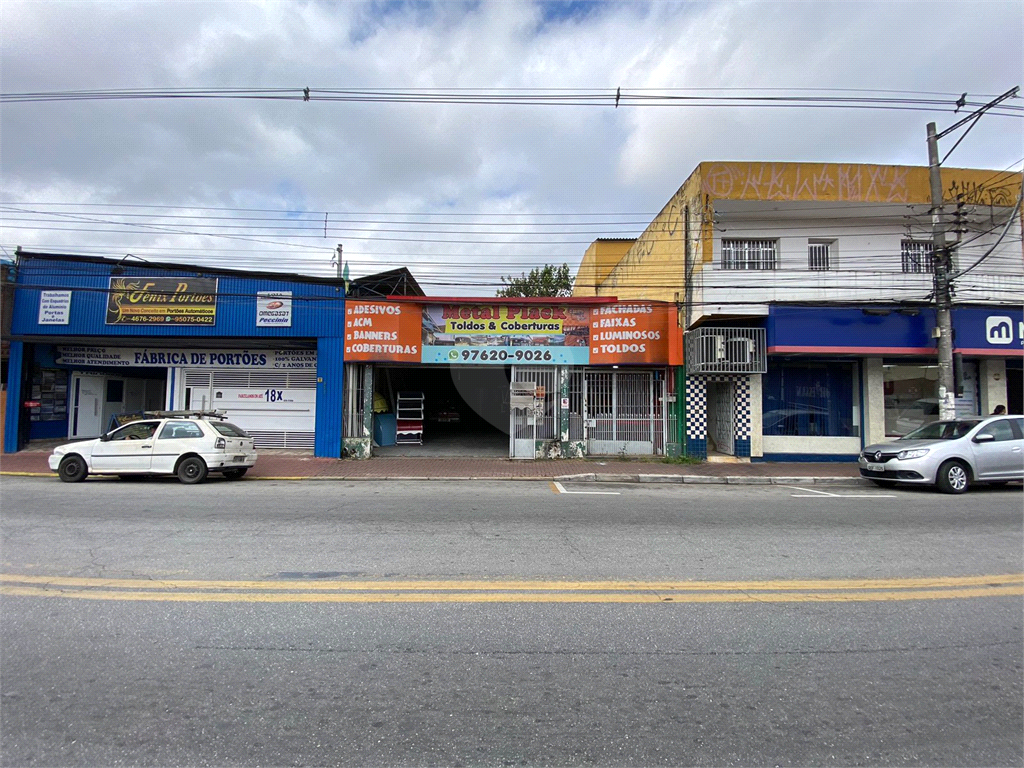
(1, 0, 1021, 294)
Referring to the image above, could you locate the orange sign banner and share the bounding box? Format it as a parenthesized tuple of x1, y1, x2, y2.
(589, 303, 678, 365)
(344, 302, 421, 362)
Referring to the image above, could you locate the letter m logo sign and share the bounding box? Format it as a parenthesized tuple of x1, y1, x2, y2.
(985, 316, 1014, 345)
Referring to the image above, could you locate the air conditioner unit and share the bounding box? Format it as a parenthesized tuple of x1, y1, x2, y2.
(712, 334, 727, 361)
(726, 336, 753, 364)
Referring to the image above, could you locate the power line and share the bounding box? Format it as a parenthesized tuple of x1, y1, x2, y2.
(3, 87, 1022, 117)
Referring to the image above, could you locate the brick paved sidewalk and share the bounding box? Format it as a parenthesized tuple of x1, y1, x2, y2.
(0, 446, 861, 481)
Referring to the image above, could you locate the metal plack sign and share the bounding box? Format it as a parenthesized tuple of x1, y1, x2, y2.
(106, 277, 218, 325)
(422, 304, 591, 365)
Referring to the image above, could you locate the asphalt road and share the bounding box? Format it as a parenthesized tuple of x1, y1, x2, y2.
(1, 477, 1022, 766)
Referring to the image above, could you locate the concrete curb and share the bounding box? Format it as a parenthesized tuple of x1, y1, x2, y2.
(2, 470, 868, 485)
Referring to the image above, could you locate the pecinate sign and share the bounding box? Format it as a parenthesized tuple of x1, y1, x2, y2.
(256, 291, 292, 327)
(106, 277, 217, 325)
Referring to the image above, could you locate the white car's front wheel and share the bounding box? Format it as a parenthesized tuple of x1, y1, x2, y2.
(57, 455, 88, 483)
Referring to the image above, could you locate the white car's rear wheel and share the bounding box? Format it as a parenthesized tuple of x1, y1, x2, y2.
(176, 457, 208, 485)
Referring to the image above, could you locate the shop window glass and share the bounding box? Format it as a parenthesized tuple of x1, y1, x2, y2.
(883, 364, 938, 437)
(105, 379, 124, 403)
(762, 363, 856, 437)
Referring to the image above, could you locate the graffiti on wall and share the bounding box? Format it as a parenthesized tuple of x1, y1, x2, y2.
(700, 163, 913, 203)
(945, 177, 1019, 207)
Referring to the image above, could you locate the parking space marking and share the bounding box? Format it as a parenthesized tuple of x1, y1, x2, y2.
(552, 481, 621, 496)
(790, 485, 897, 498)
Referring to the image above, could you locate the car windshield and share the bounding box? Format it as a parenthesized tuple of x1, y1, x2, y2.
(211, 422, 249, 438)
(901, 420, 981, 440)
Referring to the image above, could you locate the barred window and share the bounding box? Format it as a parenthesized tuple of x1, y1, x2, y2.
(808, 240, 833, 270)
(901, 240, 934, 273)
(722, 239, 777, 270)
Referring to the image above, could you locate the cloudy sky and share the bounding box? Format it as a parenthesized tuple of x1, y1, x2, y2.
(1, 0, 1021, 293)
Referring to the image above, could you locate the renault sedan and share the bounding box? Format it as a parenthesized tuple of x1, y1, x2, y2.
(859, 415, 1023, 494)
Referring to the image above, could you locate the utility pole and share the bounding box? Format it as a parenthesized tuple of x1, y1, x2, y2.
(925, 86, 1019, 421)
(926, 122, 956, 421)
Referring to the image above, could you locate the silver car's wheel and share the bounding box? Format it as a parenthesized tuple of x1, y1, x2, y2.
(936, 460, 969, 494)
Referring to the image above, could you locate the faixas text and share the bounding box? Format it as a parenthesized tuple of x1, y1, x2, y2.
(133, 351, 268, 366)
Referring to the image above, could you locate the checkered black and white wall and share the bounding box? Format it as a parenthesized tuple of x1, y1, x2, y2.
(685, 374, 752, 458)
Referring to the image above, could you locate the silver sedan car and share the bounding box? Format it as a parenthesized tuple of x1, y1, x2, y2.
(859, 415, 1024, 493)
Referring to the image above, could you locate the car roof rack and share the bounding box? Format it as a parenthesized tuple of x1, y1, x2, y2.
(141, 409, 229, 420)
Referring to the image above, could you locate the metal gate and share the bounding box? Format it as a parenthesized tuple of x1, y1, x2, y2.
(584, 370, 662, 455)
(183, 368, 317, 449)
(509, 367, 557, 459)
(706, 381, 735, 455)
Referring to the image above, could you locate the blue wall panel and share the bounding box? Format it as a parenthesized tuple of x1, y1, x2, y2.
(315, 338, 345, 458)
(11, 256, 346, 340)
(3, 341, 25, 453)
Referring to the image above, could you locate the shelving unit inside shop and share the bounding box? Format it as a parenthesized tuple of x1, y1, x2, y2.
(395, 391, 425, 445)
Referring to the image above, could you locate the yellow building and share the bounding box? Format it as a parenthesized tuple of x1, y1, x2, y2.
(575, 160, 1021, 311)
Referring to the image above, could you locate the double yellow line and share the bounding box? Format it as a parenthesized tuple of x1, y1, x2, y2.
(2, 573, 1021, 604)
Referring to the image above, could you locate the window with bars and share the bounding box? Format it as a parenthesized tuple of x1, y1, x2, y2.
(901, 240, 934, 273)
(721, 239, 777, 270)
(808, 240, 834, 270)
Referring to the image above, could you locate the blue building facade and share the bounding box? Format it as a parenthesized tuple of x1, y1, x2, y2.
(683, 304, 1024, 462)
(4, 251, 347, 457)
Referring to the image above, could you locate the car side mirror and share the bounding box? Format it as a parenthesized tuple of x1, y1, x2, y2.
(973, 433, 995, 444)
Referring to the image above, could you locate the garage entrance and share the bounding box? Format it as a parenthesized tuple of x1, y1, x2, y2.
(372, 365, 511, 456)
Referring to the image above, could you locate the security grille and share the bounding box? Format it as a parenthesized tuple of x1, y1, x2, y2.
(568, 369, 586, 441)
(583, 369, 666, 454)
(512, 366, 557, 439)
(343, 363, 365, 438)
(901, 240, 934, 273)
(808, 241, 832, 270)
(722, 239, 777, 270)
(685, 327, 767, 374)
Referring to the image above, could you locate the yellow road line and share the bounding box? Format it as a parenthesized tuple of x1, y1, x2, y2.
(2, 584, 1021, 604)
(2, 573, 1020, 592)
(1, 573, 1022, 605)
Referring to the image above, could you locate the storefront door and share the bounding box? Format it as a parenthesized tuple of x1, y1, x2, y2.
(707, 381, 735, 455)
(70, 374, 105, 438)
(585, 370, 657, 456)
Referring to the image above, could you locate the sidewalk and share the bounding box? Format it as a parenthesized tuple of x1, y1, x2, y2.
(0, 445, 865, 484)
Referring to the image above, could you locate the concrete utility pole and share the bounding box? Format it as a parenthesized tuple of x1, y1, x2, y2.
(925, 86, 1019, 421)
(926, 122, 956, 421)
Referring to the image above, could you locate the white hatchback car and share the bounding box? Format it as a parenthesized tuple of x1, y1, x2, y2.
(49, 411, 258, 484)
